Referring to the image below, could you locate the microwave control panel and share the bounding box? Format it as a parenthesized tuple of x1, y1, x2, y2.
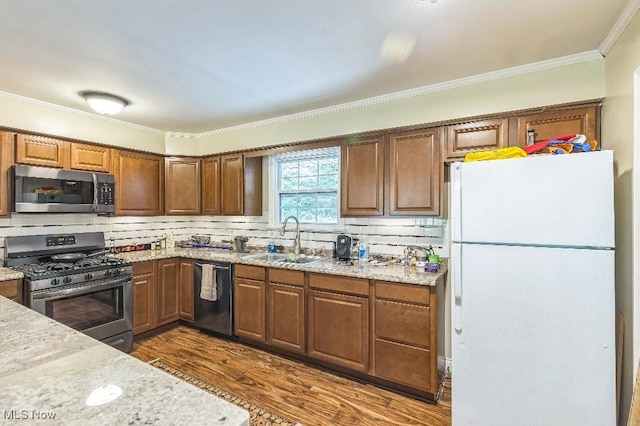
(98, 183, 115, 205)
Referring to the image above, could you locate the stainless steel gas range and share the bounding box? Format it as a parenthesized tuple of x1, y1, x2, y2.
(4, 232, 133, 353)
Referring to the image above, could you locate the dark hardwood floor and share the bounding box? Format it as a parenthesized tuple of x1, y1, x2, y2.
(131, 326, 452, 425)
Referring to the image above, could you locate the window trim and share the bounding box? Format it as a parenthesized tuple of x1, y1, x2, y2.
(268, 147, 344, 231)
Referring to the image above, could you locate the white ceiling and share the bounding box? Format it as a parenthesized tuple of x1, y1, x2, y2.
(0, 0, 631, 133)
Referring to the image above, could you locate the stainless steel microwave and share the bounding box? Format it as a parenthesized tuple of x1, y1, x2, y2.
(13, 165, 115, 213)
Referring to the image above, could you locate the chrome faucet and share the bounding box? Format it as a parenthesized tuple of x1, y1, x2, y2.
(280, 215, 301, 255)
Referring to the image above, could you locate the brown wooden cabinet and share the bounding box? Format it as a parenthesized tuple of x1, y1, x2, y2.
(70, 142, 111, 172)
(201, 156, 221, 215)
(132, 261, 156, 335)
(179, 258, 194, 321)
(16, 134, 70, 168)
(341, 135, 385, 216)
(234, 265, 266, 342)
(0, 279, 22, 303)
(220, 154, 262, 216)
(373, 281, 438, 394)
(445, 118, 509, 160)
(156, 258, 180, 326)
(515, 105, 598, 148)
(165, 157, 201, 215)
(389, 128, 442, 216)
(341, 129, 442, 217)
(307, 273, 370, 372)
(0, 132, 15, 217)
(113, 150, 164, 216)
(267, 269, 305, 354)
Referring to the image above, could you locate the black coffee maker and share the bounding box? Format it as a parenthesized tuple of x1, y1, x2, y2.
(335, 234, 352, 260)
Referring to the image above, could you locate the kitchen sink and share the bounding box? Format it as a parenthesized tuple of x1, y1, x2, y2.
(276, 255, 323, 265)
(243, 253, 289, 262)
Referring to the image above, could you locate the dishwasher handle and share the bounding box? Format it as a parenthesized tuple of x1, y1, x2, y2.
(194, 263, 229, 270)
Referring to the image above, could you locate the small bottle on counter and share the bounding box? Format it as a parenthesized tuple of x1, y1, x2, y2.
(160, 235, 166, 249)
(267, 232, 277, 253)
(358, 235, 369, 264)
(151, 241, 156, 250)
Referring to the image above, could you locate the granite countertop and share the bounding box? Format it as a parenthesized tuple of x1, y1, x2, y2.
(0, 267, 24, 282)
(0, 297, 249, 426)
(115, 248, 448, 286)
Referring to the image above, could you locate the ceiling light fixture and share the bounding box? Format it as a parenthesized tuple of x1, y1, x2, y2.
(80, 91, 130, 115)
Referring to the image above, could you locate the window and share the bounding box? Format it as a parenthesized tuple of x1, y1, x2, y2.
(272, 146, 340, 225)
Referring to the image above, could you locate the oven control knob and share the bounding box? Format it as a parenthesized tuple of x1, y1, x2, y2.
(51, 278, 60, 286)
(114, 268, 121, 276)
(63, 277, 72, 284)
(85, 273, 94, 280)
(104, 270, 113, 278)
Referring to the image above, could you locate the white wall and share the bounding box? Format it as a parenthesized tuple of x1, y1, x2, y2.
(175, 58, 606, 156)
(603, 9, 640, 425)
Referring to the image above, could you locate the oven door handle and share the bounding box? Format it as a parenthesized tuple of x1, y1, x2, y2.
(31, 276, 130, 301)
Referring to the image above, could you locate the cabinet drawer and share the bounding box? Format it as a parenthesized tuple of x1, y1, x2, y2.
(375, 299, 429, 347)
(133, 261, 155, 275)
(375, 281, 430, 305)
(309, 273, 369, 296)
(236, 264, 266, 281)
(375, 338, 431, 392)
(269, 268, 304, 286)
(0, 280, 20, 300)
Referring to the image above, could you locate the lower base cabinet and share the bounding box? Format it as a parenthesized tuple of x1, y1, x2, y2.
(132, 258, 194, 336)
(267, 269, 305, 354)
(234, 265, 266, 342)
(0, 279, 22, 304)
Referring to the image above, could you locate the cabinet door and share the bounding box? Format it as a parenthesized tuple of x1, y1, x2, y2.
(113, 150, 164, 215)
(70, 143, 111, 172)
(234, 277, 266, 342)
(133, 262, 156, 335)
(0, 279, 22, 303)
(388, 128, 441, 216)
(516, 106, 598, 147)
(156, 258, 180, 326)
(341, 135, 385, 216)
(445, 118, 508, 160)
(221, 154, 244, 215)
(165, 157, 201, 215)
(0, 132, 14, 217)
(16, 134, 69, 168)
(179, 259, 194, 321)
(202, 156, 221, 215)
(267, 282, 305, 354)
(308, 289, 369, 372)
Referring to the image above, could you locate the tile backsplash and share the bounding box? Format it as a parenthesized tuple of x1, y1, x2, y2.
(0, 213, 449, 260)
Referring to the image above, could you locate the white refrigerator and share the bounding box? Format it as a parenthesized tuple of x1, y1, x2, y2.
(450, 151, 616, 426)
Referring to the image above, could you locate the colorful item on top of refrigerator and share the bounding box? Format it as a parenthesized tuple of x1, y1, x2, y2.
(463, 147, 527, 162)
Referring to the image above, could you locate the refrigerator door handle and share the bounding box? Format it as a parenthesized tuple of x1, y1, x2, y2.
(451, 163, 462, 242)
(452, 243, 463, 331)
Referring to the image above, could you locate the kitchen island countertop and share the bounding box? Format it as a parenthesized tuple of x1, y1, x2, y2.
(0, 296, 249, 426)
(0, 267, 24, 282)
(114, 248, 448, 286)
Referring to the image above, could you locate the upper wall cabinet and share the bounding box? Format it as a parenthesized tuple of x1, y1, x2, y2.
(113, 150, 164, 216)
(341, 130, 442, 217)
(16, 134, 70, 169)
(201, 156, 221, 215)
(445, 118, 509, 161)
(341, 135, 385, 217)
(216, 154, 262, 216)
(165, 157, 201, 215)
(15, 135, 111, 172)
(69, 143, 111, 172)
(388, 128, 442, 216)
(0, 132, 15, 217)
(515, 105, 598, 148)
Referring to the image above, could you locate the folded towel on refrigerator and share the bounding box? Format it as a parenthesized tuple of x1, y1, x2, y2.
(200, 264, 219, 301)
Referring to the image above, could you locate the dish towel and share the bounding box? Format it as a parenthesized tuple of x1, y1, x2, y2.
(200, 264, 219, 301)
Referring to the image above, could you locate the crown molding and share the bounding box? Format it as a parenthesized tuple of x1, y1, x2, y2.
(600, 0, 640, 55)
(172, 50, 603, 139)
(0, 90, 165, 136)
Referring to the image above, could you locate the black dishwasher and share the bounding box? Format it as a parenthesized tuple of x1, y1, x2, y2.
(193, 260, 235, 338)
